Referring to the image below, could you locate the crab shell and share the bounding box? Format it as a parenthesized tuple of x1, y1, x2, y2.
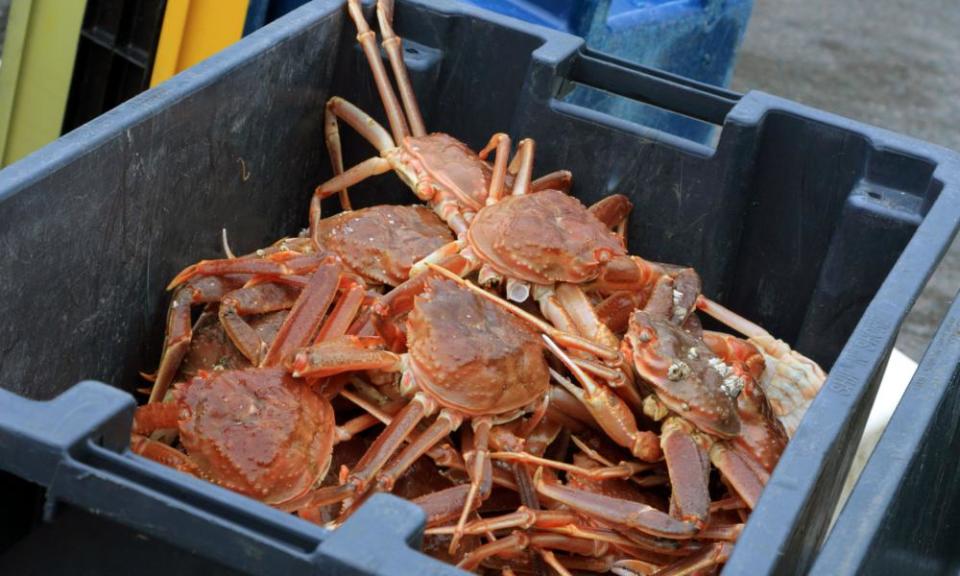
(396, 133, 514, 212)
(405, 277, 550, 416)
(174, 367, 335, 505)
(314, 204, 453, 286)
(467, 189, 627, 284)
(624, 311, 740, 439)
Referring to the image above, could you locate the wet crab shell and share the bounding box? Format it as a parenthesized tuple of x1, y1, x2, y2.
(467, 189, 626, 284)
(625, 311, 740, 439)
(174, 367, 335, 505)
(315, 204, 454, 286)
(405, 277, 550, 416)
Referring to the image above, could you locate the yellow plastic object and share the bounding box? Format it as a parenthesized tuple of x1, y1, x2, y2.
(0, 0, 86, 166)
(150, 0, 251, 87)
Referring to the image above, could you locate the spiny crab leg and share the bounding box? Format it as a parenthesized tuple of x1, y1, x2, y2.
(425, 263, 620, 362)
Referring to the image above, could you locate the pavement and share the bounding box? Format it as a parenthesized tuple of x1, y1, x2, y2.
(731, 0, 960, 362)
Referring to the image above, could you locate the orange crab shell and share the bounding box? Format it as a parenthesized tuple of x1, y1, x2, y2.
(624, 311, 740, 439)
(405, 277, 550, 416)
(401, 133, 512, 212)
(175, 367, 335, 505)
(467, 189, 627, 284)
(315, 204, 454, 287)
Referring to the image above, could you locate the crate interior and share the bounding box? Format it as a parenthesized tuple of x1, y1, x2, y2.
(0, 1, 941, 404)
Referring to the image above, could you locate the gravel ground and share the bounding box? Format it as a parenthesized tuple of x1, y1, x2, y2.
(731, 0, 960, 361)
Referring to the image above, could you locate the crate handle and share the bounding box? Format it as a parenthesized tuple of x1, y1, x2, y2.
(566, 48, 741, 125)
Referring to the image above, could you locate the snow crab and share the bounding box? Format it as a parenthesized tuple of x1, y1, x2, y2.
(311, 0, 570, 235)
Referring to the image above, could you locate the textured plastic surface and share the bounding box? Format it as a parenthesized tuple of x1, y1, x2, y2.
(0, 1, 958, 574)
(812, 292, 960, 576)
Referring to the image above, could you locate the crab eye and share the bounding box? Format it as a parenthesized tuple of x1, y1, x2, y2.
(638, 328, 654, 343)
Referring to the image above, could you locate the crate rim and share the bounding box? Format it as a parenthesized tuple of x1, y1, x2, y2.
(0, 1, 958, 575)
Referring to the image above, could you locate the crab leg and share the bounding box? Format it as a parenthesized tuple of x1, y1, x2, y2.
(319, 96, 396, 212)
(659, 417, 711, 528)
(258, 260, 343, 367)
(290, 336, 400, 378)
(530, 170, 572, 193)
(340, 386, 521, 498)
(546, 343, 662, 463)
(707, 442, 765, 509)
(314, 279, 367, 342)
(345, 0, 409, 143)
(596, 290, 648, 335)
(290, 391, 437, 511)
(130, 435, 201, 475)
(508, 138, 536, 196)
(479, 133, 512, 205)
(532, 468, 697, 539)
(149, 276, 243, 403)
(411, 484, 475, 527)
(433, 508, 691, 561)
(335, 412, 382, 443)
(448, 417, 494, 553)
(168, 253, 326, 289)
(375, 0, 426, 137)
(549, 283, 647, 410)
(313, 156, 393, 208)
(219, 282, 300, 365)
(429, 507, 578, 536)
(457, 530, 604, 572)
(589, 194, 632, 229)
(653, 542, 733, 576)
(133, 400, 181, 433)
(490, 451, 654, 481)
(407, 239, 479, 279)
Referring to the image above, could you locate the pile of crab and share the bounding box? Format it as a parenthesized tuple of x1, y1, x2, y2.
(132, 2, 827, 574)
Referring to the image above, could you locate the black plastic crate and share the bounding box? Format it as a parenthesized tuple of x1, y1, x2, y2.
(0, 1, 958, 574)
(811, 290, 960, 576)
(62, 0, 167, 133)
